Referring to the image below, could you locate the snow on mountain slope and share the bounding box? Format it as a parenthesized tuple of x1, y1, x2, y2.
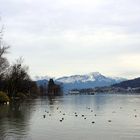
(56, 72, 124, 83)
(56, 74, 95, 83)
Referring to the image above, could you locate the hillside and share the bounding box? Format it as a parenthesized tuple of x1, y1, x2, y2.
(113, 77, 140, 88)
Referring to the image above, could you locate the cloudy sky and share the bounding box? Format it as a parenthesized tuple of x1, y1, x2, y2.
(0, 0, 140, 79)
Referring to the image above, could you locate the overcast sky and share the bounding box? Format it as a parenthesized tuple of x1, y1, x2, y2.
(0, 0, 140, 79)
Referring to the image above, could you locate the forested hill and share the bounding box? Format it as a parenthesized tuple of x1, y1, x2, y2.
(113, 77, 140, 88)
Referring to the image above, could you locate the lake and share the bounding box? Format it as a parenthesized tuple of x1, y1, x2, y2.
(0, 94, 140, 140)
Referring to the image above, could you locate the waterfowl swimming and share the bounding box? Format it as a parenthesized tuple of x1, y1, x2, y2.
(92, 121, 95, 124)
(43, 115, 46, 118)
(108, 120, 112, 122)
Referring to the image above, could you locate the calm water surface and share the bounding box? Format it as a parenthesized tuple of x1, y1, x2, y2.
(0, 94, 140, 140)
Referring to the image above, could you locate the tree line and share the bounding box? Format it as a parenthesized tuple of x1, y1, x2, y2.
(0, 24, 40, 102)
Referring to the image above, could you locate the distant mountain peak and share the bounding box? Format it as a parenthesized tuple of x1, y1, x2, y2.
(56, 72, 126, 84)
(89, 72, 101, 76)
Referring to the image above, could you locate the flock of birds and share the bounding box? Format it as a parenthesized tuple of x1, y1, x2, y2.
(42, 106, 138, 124)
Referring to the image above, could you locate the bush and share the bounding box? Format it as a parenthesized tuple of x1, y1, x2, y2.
(0, 91, 10, 103)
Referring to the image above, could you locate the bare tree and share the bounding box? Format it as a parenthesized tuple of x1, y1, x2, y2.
(6, 58, 31, 97)
(0, 21, 10, 78)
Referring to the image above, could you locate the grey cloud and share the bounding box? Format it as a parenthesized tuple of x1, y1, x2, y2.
(0, 0, 140, 78)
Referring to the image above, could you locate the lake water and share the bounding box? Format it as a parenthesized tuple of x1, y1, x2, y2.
(0, 94, 140, 140)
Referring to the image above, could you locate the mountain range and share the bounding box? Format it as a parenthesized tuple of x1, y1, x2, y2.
(36, 72, 126, 92)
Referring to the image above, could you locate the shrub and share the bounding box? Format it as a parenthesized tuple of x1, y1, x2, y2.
(0, 91, 10, 103)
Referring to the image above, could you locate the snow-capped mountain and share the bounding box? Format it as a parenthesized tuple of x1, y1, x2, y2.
(56, 72, 101, 83)
(36, 72, 126, 92)
(56, 72, 126, 91)
(56, 72, 126, 84)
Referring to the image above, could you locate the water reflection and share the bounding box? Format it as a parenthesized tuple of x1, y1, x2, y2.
(46, 96, 62, 105)
(0, 94, 140, 140)
(0, 100, 35, 140)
